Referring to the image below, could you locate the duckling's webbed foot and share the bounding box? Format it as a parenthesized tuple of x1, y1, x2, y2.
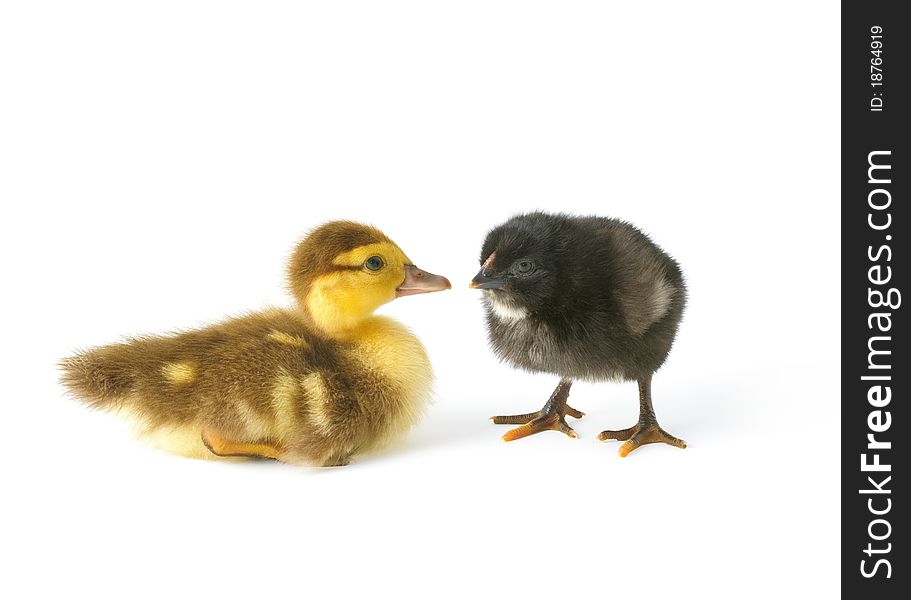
(491, 379, 584, 441)
(598, 375, 686, 457)
(201, 428, 283, 461)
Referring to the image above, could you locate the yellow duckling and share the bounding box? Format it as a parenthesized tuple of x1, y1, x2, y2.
(60, 221, 451, 466)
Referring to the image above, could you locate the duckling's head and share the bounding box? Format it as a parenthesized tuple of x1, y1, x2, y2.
(289, 221, 451, 334)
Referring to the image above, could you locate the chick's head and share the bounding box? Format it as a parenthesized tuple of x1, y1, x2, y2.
(289, 221, 450, 334)
(470, 216, 563, 315)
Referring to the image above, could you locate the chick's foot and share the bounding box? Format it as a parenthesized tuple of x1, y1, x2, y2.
(597, 374, 686, 457)
(491, 379, 584, 441)
(598, 421, 686, 457)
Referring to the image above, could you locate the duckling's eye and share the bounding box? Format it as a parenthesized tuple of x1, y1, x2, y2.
(516, 260, 534, 274)
(364, 256, 385, 271)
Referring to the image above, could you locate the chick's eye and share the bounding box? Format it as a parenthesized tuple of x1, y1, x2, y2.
(516, 260, 534, 274)
(364, 256, 385, 271)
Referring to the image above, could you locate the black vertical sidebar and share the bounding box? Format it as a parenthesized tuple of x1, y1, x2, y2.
(842, 1, 906, 596)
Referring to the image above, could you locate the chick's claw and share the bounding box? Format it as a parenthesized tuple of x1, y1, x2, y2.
(491, 412, 545, 425)
(597, 425, 638, 441)
(562, 405, 585, 420)
(491, 405, 584, 426)
(499, 412, 580, 442)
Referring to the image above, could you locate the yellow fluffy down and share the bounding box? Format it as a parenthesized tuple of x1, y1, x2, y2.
(343, 316, 433, 453)
(114, 402, 218, 460)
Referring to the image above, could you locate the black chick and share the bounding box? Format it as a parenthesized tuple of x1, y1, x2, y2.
(470, 211, 687, 456)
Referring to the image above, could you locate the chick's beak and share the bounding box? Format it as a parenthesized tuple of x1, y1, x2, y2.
(469, 269, 505, 290)
(469, 252, 504, 289)
(396, 264, 452, 298)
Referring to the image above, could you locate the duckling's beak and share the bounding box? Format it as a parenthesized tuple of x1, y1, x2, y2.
(396, 264, 452, 298)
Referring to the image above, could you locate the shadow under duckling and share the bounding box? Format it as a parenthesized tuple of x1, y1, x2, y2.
(61, 221, 451, 467)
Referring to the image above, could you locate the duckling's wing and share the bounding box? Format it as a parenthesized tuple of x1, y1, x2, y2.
(59, 310, 314, 424)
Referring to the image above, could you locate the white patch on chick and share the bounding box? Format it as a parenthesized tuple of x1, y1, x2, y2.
(484, 291, 528, 322)
(649, 278, 675, 323)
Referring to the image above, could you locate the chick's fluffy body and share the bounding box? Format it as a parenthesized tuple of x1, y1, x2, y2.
(480, 212, 686, 382)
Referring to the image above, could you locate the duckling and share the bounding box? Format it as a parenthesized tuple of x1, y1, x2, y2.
(61, 221, 451, 466)
(470, 211, 687, 456)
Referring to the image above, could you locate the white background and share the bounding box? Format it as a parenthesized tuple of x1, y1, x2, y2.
(1, 2, 839, 598)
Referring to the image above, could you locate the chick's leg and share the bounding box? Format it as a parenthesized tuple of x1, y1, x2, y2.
(492, 379, 584, 441)
(598, 374, 686, 457)
(201, 428, 283, 461)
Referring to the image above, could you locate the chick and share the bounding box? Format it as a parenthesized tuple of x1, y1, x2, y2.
(470, 211, 686, 456)
(61, 221, 451, 466)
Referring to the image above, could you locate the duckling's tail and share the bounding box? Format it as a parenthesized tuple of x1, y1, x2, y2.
(59, 344, 141, 410)
(60, 342, 215, 459)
